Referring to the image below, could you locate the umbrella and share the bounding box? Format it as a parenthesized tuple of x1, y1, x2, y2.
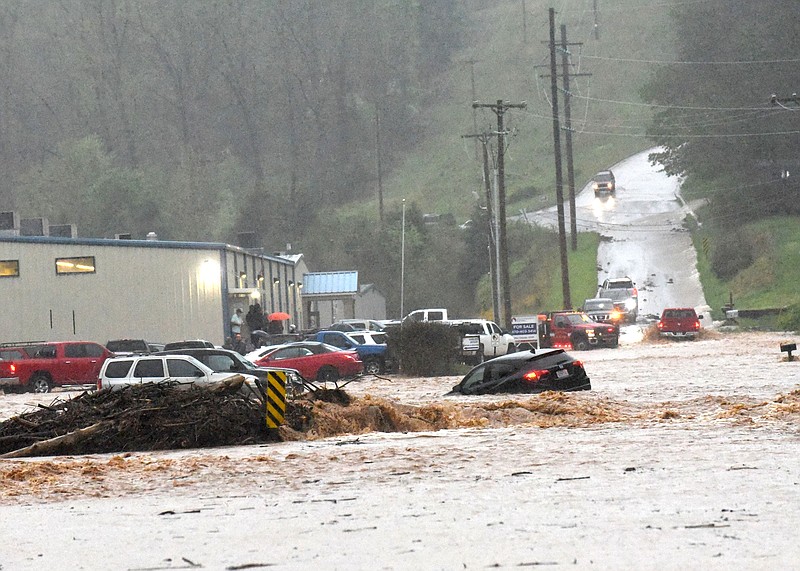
(268, 311, 291, 321)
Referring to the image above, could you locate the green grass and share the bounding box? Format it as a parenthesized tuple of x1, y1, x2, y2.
(693, 216, 800, 321)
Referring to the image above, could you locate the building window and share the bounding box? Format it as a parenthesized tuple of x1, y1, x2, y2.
(0, 260, 19, 277)
(56, 256, 96, 275)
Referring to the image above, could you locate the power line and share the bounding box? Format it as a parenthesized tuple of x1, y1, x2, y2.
(580, 55, 800, 65)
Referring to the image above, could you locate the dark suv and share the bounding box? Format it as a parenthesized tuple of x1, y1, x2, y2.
(592, 170, 616, 196)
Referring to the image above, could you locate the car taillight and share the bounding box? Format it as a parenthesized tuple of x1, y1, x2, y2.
(692, 320, 700, 330)
(657, 321, 664, 330)
(632, 287, 638, 297)
(523, 369, 549, 382)
(606, 326, 615, 333)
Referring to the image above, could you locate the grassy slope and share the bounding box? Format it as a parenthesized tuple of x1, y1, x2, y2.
(694, 216, 800, 319)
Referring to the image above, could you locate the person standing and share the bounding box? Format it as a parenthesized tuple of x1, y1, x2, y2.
(230, 307, 243, 337)
(246, 303, 266, 345)
(232, 333, 248, 355)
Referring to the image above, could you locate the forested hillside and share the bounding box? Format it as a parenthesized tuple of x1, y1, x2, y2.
(3, 1, 795, 318)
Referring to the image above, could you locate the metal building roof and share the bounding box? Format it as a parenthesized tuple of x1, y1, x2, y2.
(302, 271, 358, 295)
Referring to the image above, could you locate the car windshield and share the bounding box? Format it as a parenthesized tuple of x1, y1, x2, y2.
(604, 289, 633, 301)
(594, 172, 613, 182)
(663, 309, 696, 319)
(584, 300, 613, 311)
(566, 313, 592, 324)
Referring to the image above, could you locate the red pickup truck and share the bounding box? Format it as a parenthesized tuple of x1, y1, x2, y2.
(656, 308, 702, 339)
(0, 341, 113, 393)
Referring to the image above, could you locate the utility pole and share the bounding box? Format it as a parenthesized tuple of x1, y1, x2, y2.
(560, 24, 589, 251)
(462, 132, 499, 323)
(463, 59, 481, 160)
(549, 7, 571, 310)
(472, 100, 526, 330)
(375, 111, 384, 223)
(540, 23, 590, 253)
(593, 0, 600, 40)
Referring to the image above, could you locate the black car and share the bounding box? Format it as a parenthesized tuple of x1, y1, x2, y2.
(449, 349, 590, 395)
(162, 339, 215, 351)
(156, 347, 305, 391)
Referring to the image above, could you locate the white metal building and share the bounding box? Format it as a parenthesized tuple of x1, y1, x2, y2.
(302, 271, 387, 328)
(0, 236, 307, 346)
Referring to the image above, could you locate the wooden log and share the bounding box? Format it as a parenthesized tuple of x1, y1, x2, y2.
(0, 421, 111, 459)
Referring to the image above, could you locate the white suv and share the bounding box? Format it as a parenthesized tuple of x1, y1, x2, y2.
(97, 354, 259, 392)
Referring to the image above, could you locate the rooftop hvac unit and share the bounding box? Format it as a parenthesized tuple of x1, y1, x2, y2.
(115, 233, 133, 240)
(238, 231, 257, 248)
(49, 224, 77, 238)
(20, 217, 49, 236)
(0, 211, 18, 231)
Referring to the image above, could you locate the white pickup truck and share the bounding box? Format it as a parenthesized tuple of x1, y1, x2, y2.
(403, 308, 450, 323)
(450, 319, 516, 364)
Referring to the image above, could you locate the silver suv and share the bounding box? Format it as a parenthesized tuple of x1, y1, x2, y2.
(596, 277, 638, 323)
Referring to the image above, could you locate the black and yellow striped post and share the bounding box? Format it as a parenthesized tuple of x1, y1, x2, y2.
(265, 370, 287, 436)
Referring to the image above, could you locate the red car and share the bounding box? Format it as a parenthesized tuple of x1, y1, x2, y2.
(253, 341, 363, 382)
(656, 308, 702, 339)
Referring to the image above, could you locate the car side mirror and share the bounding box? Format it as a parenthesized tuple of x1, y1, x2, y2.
(698, 315, 704, 320)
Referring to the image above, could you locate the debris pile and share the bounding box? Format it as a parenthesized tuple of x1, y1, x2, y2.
(0, 377, 271, 458)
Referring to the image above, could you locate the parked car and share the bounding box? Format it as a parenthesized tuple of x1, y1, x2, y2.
(162, 339, 215, 351)
(335, 319, 386, 332)
(581, 298, 623, 325)
(0, 341, 112, 393)
(251, 341, 363, 382)
(106, 339, 163, 355)
(98, 354, 259, 393)
(449, 319, 516, 363)
(449, 349, 591, 395)
(309, 330, 390, 374)
(347, 331, 387, 345)
(592, 170, 616, 196)
(155, 347, 304, 390)
(657, 308, 702, 339)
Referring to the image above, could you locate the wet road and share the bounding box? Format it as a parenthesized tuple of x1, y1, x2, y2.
(520, 148, 709, 323)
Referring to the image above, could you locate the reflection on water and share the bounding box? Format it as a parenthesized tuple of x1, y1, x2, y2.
(591, 195, 616, 220)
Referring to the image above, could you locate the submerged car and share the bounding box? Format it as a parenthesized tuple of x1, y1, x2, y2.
(449, 349, 591, 395)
